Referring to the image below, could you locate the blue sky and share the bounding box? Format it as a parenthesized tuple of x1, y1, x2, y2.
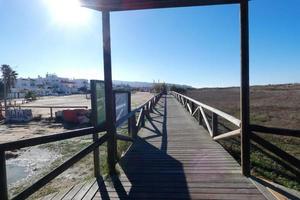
(0, 0, 299, 88)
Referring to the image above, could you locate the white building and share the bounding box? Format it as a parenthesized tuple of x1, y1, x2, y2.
(9, 73, 89, 98)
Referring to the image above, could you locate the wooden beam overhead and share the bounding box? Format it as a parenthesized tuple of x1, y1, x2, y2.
(81, 0, 241, 12)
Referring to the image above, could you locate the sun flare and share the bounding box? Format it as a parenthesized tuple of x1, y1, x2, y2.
(45, 0, 90, 26)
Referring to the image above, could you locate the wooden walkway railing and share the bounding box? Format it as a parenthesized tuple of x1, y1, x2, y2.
(0, 93, 162, 200)
(38, 94, 268, 200)
(171, 91, 300, 182)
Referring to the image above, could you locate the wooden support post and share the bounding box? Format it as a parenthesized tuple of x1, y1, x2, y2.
(141, 108, 145, 127)
(191, 102, 195, 116)
(50, 107, 53, 119)
(0, 151, 8, 200)
(198, 108, 203, 125)
(102, 11, 117, 174)
(93, 131, 100, 177)
(240, 0, 251, 177)
(130, 115, 137, 138)
(3, 79, 7, 117)
(127, 92, 131, 135)
(212, 113, 218, 137)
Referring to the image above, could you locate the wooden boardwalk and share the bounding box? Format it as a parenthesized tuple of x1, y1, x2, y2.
(43, 95, 267, 200)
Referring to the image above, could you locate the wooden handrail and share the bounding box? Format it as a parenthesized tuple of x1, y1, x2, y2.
(171, 91, 241, 140)
(7, 105, 88, 109)
(0, 92, 162, 200)
(171, 91, 299, 179)
(171, 91, 241, 127)
(0, 125, 104, 151)
(213, 129, 241, 141)
(115, 93, 162, 128)
(11, 133, 109, 200)
(250, 124, 300, 137)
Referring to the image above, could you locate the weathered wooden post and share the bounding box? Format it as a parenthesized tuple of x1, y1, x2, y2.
(130, 115, 137, 138)
(50, 107, 53, 119)
(198, 109, 203, 126)
(240, 0, 251, 177)
(127, 92, 131, 135)
(191, 102, 195, 115)
(141, 108, 145, 127)
(102, 11, 117, 174)
(0, 151, 8, 200)
(212, 113, 218, 137)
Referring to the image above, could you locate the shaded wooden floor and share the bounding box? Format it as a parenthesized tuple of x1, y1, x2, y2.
(43, 95, 267, 200)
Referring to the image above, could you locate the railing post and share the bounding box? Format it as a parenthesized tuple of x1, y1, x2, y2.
(191, 102, 195, 115)
(93, 130, 100, 177)
(102, 11, 117, 174)
(130, 115, 137, 138)
(240, 0, 251, 177)
(50, 107, 53, 119)
(198, 107, 203, 126)
(127, 92, 131, 135)
(141, 108, 145, 127)
(212, 113, 218, 137)
(0, 151, 8, 200)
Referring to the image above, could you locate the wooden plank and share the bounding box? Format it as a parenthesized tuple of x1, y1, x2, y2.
(199, 106, 213, 136)
(62, 182, 85, 199)
(51, 186, 74, 200)
(81, 0, 241, 12)
(250, 124, 300, 137)
(213, 129, 240, 140)
(72, 179, 96, 200)
(41, 192, 58, 200)
(0, 126, 105, 151)
(82, 180, 101, 200)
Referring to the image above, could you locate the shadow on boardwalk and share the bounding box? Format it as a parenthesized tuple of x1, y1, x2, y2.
(98, 95, 190, 199)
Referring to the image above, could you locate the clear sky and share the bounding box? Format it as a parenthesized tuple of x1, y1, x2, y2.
(0, 0, 299, 88)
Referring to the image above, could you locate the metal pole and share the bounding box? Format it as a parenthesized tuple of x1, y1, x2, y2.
(102, 11, 117, 174)
(240, 0, 250, 177)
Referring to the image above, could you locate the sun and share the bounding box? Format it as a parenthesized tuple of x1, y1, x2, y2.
(45, 0, 90, 26)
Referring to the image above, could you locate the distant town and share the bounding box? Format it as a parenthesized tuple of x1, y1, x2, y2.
(9, 73, 89, 98)
(8, 73, 193, 99)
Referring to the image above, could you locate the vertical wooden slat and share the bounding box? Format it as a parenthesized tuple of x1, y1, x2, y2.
(240, 0, 250, 177)
(141, 108, 145, 127)
(93, 130, 100, 177)
(102, 11, 117, 174)
(130, 115, 137, 138)
(127, 92, 131, 135)
(212, 113, 218, 137)
(50, 107, 53, 119)
(0, 151, 8, 200)
(197, 108, 203, 126)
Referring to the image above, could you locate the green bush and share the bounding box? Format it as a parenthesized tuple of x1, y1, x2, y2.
(25, 91, 37, 101)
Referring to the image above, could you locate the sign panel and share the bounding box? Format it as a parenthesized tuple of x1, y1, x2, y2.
(91, 80, 106, 127)
(5, 109, 33, 123)
(115, 92, 129, 122)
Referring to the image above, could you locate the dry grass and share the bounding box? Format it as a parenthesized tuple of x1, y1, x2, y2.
(186, 83, 300, 191)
